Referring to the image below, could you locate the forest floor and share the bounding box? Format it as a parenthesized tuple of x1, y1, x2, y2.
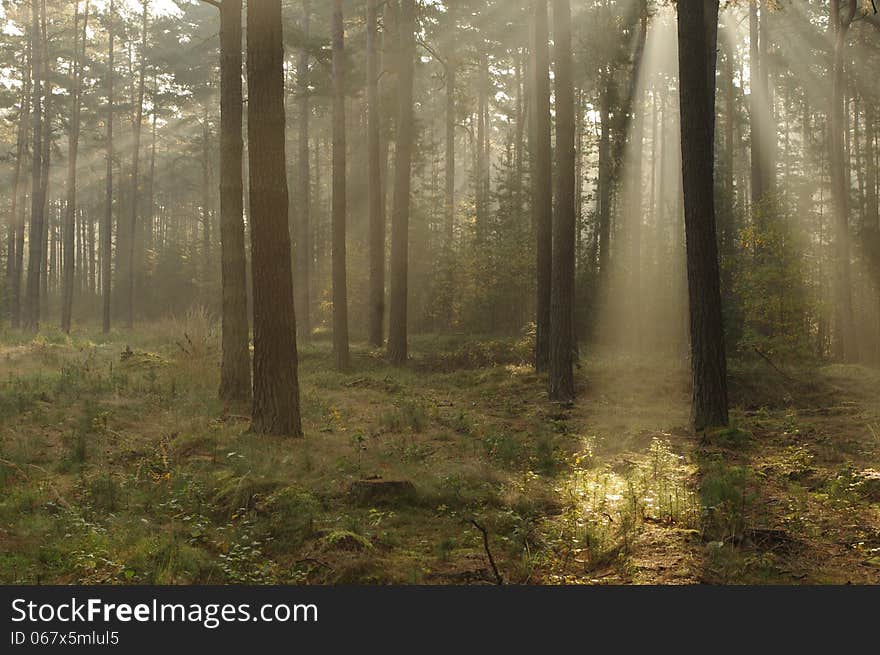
(1, 319, 879, 585)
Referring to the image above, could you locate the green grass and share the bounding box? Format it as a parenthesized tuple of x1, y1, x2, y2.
(1, 323, 878, 585)
(0, 325, 571, 584)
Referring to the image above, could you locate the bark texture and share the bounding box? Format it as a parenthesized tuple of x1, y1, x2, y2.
(247, 0, 303, 436)
(676, 0, 730, 430)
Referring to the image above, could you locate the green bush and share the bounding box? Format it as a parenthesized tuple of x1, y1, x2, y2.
(734, 196, 815, 363)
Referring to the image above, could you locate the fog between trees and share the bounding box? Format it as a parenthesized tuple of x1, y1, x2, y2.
(1, 0, 879, 432)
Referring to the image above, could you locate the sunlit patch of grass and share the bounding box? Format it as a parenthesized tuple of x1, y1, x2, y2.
(542, 437, 699, 574)
(504, 364, 535, 377)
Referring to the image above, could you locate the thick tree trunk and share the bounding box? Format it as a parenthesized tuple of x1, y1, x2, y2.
(548, 0, 575, 402)
(218, 0, 251, 404)
(531, 0, 552, 372)
(367, 0, 385, 347)
(247, 0, 303, 435)
(387, 0, 416, 366)
(331, 0, 350, 371)
(676, 0, 729, 430)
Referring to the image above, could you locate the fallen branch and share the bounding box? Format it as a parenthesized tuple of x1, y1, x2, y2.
(753, 347, 796, 383)
(470, 519, 503, 585)
(0, 457, 29, 481)
(295, 557, 333, 571)
(176, 332, 198, 357)
(0, 458, 71, 509)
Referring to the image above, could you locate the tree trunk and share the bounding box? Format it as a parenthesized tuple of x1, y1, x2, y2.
(24, 0, 44, 331)
(387, 0, 416, 366)
(548, 0, 575, 402)
(38, 2, 50, 324)
(722, 43, 736, 255)
(247, 0, 303, 435)
(125, 1, 148, 329)
(62, 1, 89, 333)
(218, 0, 251, 404)
(830, 1, 856, 362)
(380, 2, 395, 322)
(367, 0, 385, 347)
(866, 102, 878, 231)
(627, 1, 648, 352)
(53, 205, 60, 297)
(676, 0, 729, 430)
(145, 74, 157, 299)
(531, 0, 552, 372)
(76, 208, 84, 294)
(748, 0, 765, 208)
(101, 5, 114, 329)
(201, 111, 212, 291)
(8, 44, 30, 329)
(331, 0, 350, 371)
(476, 47, 489, 241)
(514, 48, 525, 218)
(597, 73, 612, 286)
(758, 0, 775, 194)
(295, 0, 312, 342)
(444, 1, 457, 246)
(40, 181, 50, 323)
(87, 206, 95, 297)
(102, 0, 115, 333)
(854, 95, 865, 230)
